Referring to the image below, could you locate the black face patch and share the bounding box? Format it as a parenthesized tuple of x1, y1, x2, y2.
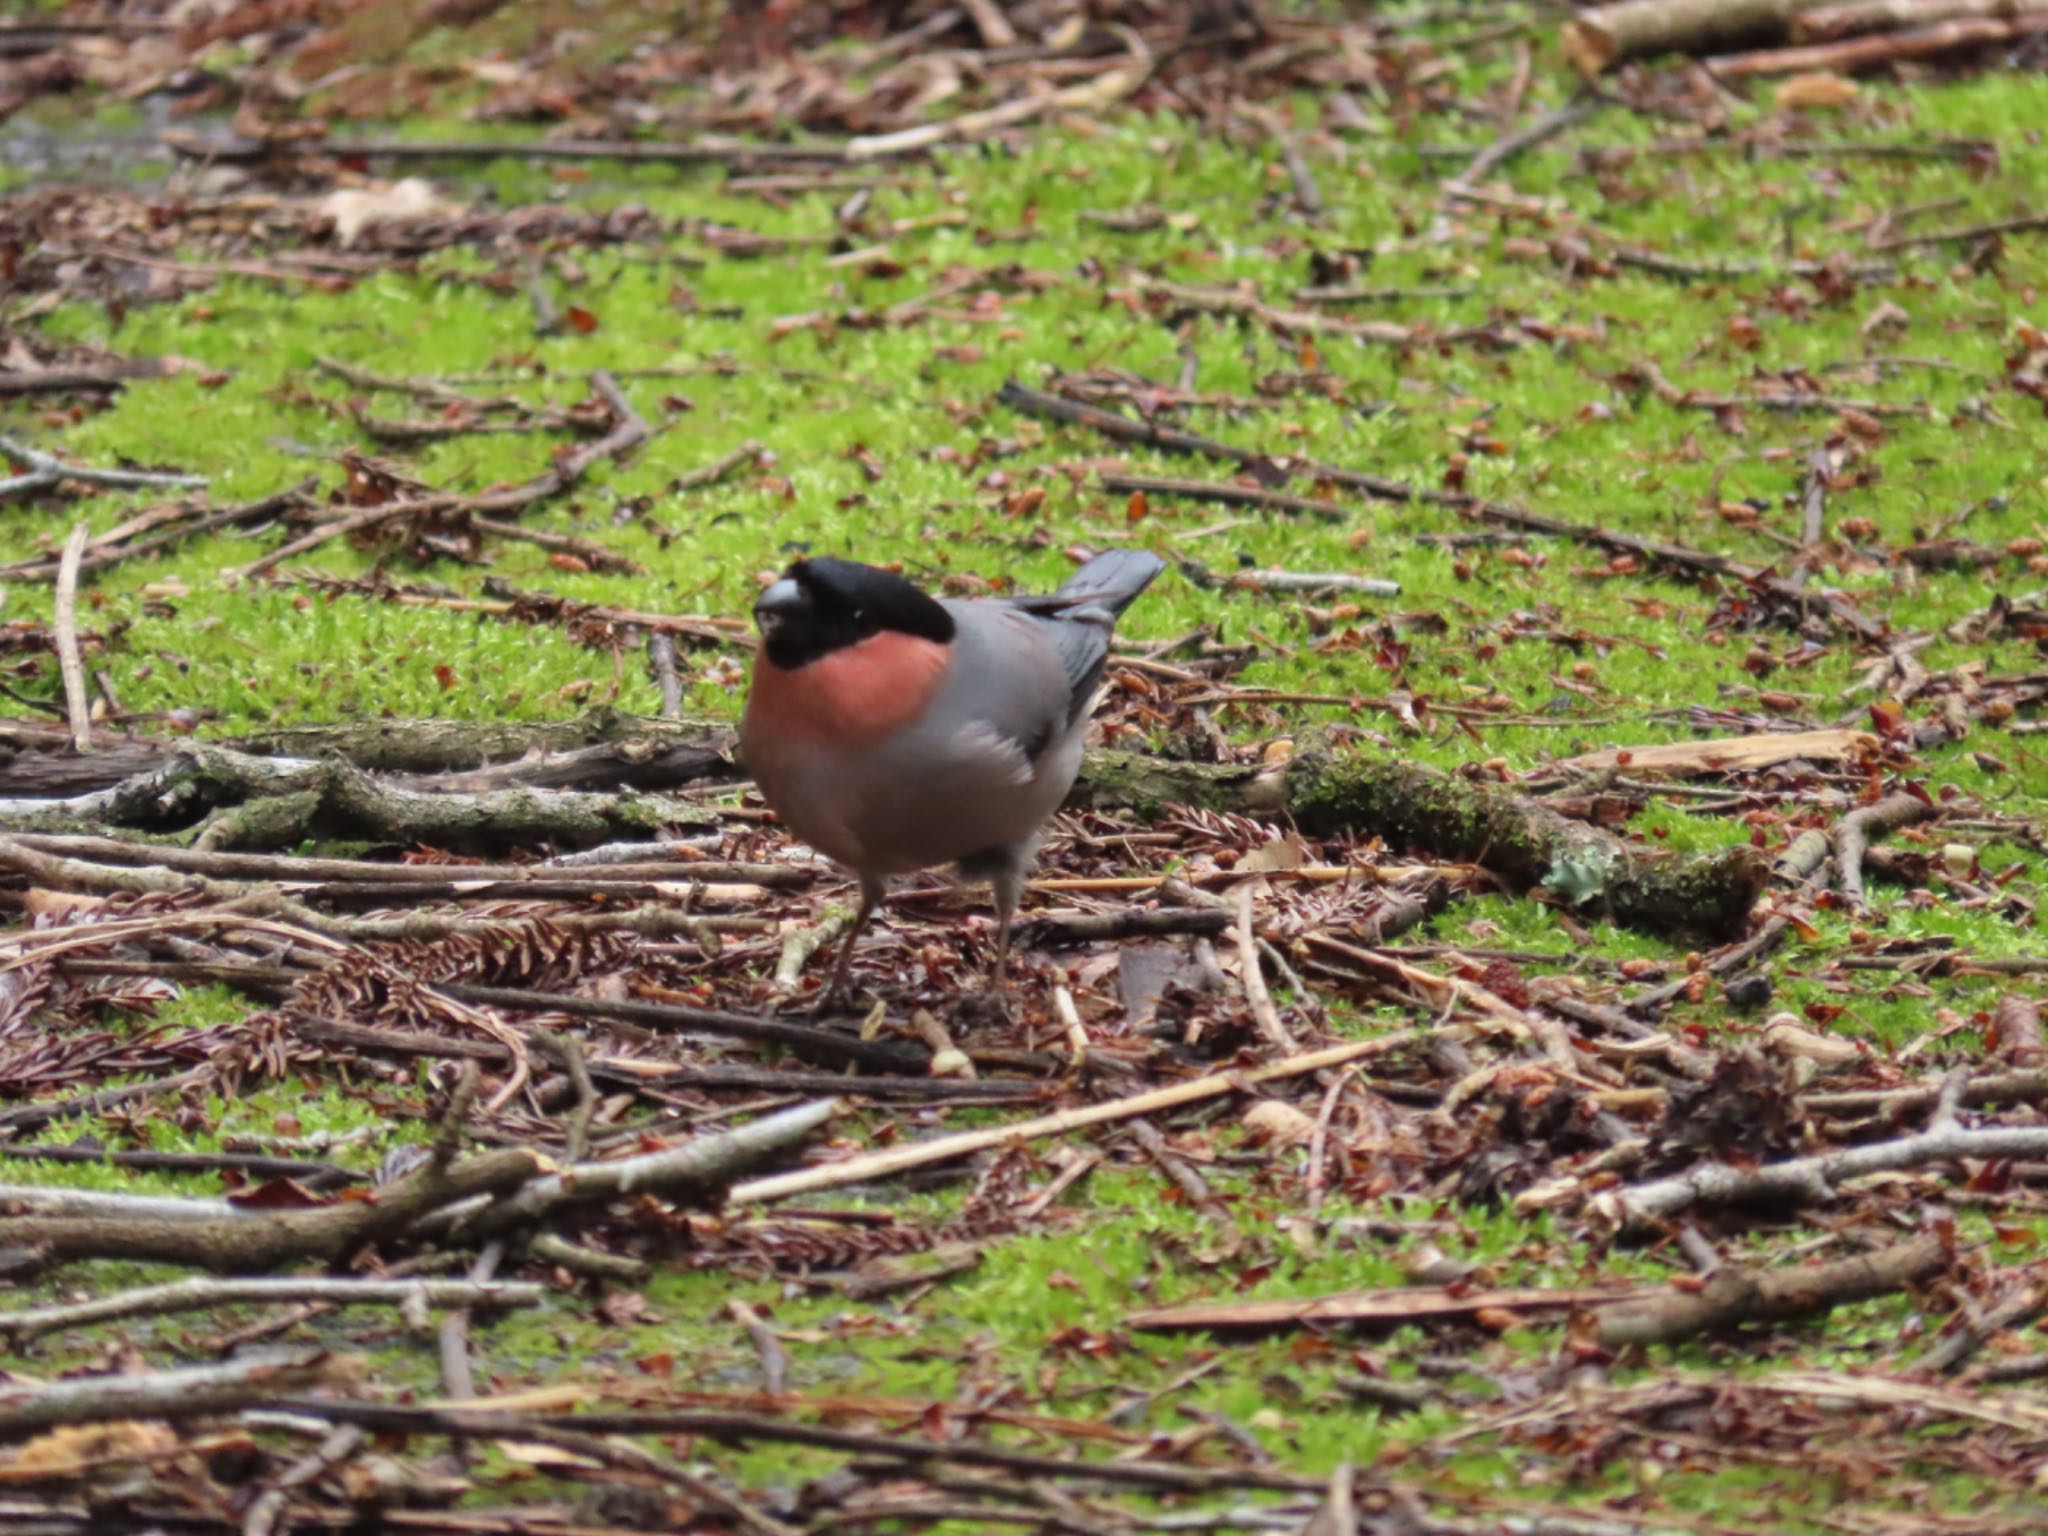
(755, 557, 956, 669)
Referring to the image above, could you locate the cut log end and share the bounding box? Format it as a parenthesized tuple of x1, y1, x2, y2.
(1562, 15, 1620, 74)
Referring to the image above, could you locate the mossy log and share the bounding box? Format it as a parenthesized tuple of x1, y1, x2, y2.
(1073, 738, 1766, 940)
(0, 716, 1764, 936)
(1, 742, 712, 853)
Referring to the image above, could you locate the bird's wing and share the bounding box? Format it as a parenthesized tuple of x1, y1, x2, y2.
(1006, 549, 1167, 723)
(932, 602, 1081, 764)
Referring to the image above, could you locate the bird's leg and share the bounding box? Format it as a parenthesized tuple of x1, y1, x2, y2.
(988, 859, 1026, 997)
(817, 874, 885, 1013)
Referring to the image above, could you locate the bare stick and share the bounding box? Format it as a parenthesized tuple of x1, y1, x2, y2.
(0, 434, 208, 500)
(0, 1146, 542, 1272)
(731, 1035, 1416, 1206)
(229, 369, 650, 583)
(1444, 96, 1598, 196)
(243, 1423, 367, 1536)
(1100, 470, 1349, 521)
(959, 0, 1016, 47)
(0, 1276, 542, 1343)
(438, 1240, 505, 1404)
(1870, 209, 2048, 252)
(432, 1098, 840, 1242)
(648, 631, 684, 719)
(1923, 1269, 2048, 1375)
(0, 1349, 344, 1433)
(1597, 1122, 2048, 1235)
(1836, 791, 1935, 905)
(52, 522, 93, 752)
(1180, 558, 1399, 598)
(533, 1031, 598, 1164)
(674, 437, 764, 490)
(265, 1400, 1324, 1496)
(1594, 1233, 1949, 1347)
(0, 480, 317, 584)
(164, 128, 850, 169)
(1711, 14, 2048, 75)
(1235, 883, 1298, 1052)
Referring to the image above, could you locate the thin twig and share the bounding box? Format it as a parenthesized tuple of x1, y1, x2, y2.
(731, 1035, 1414, 1205)
(649, 630, 684, 718)
(52, 522, 93, 753)
(1235, 883, 1299, 1052)
(0, 434, 208, 500)
(0, 1277, 542, 1344)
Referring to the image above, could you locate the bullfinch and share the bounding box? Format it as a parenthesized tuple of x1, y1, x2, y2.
(740, 548, 1165, 1007)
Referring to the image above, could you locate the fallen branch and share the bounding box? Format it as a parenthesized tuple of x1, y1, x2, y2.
(0, 1348, 348, 1434)
(0, 1065, 214, 1137)
(1923, 1266, 2048, 1375)
(430, 1098, 839, 1242)
(1711, 13, 2048, 73)
(264, 1401, 1323, 1496)
(165, 128, 849, 169)
(1, 716, 1768, 940)
(1561, 0, 1832, 74)
(228, 369, 650, 583)
(1594, 1233, 1949, 1347)
(1132, 276, 1422, 346)
(1869, 209, 2048, 253)
(0, 1277, 543, 1344)
(1178, 557, 1400, 599)
(1444, 96, 1600, 196)
(0, 361, 165, 397)
(1595, 1120, 2048, 1235)
(434, 983, 930, 1073)
(0, 1146, 542, 1272)
(0, 746, 712, 852)
(0, 480, 319, 584)
(672, 436, 766, 491)
(0, 434, 208, 501)
(1128, 1281, 1637, 1334)
(730, 1034, 1418, 1206)
(242, 1423, 367, 1536)
(1101, 470, 1350, 521)
(845, 38, 1150, 160)
(1836, 791, 1935, 905)
(1795, 0, 2048, 40)
(998, 378, 1881, 639)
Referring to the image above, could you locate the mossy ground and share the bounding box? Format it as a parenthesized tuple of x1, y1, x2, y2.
(5, 16, 2048, 1529)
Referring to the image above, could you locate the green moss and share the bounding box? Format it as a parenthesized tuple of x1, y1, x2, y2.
(4, 48, 2048, 1529)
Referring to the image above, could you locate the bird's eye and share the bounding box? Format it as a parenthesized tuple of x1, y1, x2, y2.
(851, 607, 866, 623)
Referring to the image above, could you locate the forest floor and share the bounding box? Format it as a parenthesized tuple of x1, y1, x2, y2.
(2, 3, 2048, 1533)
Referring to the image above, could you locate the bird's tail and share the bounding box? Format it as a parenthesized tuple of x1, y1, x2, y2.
(1052, 548, 1165, 618)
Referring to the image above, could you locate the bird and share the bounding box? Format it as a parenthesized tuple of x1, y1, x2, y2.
(740, 548, 1165, 1008)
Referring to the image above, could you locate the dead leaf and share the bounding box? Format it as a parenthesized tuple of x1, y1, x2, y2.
(1760, 1013, 1860, 1066)
(0, 1421, 179, 1481)
(1243, 1099, 1317, 1147)
(1776, 72, 1859, 111)
(318, 178, 458, 248)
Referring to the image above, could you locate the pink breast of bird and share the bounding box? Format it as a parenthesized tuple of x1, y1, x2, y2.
(747, 629, 951, 749)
